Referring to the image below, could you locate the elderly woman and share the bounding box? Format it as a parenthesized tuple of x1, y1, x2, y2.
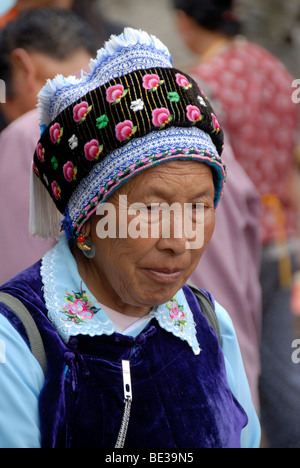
(0, 28, 260, 448)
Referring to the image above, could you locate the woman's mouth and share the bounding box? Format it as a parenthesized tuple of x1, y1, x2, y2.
(143, 268, 184, 283)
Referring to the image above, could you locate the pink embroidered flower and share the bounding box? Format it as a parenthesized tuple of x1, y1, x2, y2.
(62, 288, 100, 324)
(142, 73, 164, 91)
(73, 101, 92, 123)
(175, 73, 192, 89)
(50, 122, 63, 144)
(211, 113, 221, 133)
(168, 300, 188, 330)
(63, 299, 94, 321)
(63, 161, 77, 182)
(51, 181, 61, 200)
(84, 139, 103, 161)
(36, 143, 45, 163)
(106, 84, 128, 104)
(186, 105, 203, 124)
(115, 120, 137, 142)
(169, 303, 184, 321)
(152, 108, 172, 128)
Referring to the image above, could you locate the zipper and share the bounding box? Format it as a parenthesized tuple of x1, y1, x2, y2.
(115, 360, 133, 448)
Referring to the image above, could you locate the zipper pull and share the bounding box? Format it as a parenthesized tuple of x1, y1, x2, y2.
(122, 360, 132, 401)
(115, 360, 133, 448)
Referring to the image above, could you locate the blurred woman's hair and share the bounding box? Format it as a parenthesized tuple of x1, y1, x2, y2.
(0, 8, 98, 99)
(172, 0, 240, 36)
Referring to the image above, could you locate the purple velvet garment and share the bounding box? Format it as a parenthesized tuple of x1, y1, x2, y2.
(0, 263, 248, 448)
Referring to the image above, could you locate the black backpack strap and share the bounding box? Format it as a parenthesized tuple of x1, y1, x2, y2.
(0, 292, 47, 377)
(186, 282, 222, 347)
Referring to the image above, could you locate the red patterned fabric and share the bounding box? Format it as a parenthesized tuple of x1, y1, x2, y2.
(190, 40, 299, 245)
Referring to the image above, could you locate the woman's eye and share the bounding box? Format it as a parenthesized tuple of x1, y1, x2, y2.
(145, 203, 162, 215)
(185, 203, 206, 222)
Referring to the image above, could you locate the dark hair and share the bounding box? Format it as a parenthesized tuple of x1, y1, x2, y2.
(0, 8, 98, 98)
(172, 0, 240, 36)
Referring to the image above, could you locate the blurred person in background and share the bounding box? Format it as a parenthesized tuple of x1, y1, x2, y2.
(171, 0, 263, 417)
(189, 136, 262, 415)
(0, 0, 123, 131)
(15, 0, 123, 46)
(0, 7, 97, 128)
(0, 8, 98, 284)
(0, 0, 18, 28)
(0, 1, 17, 130)
(173, 0, 300, 448)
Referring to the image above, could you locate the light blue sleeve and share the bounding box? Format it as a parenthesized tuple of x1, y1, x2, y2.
(0, 313, 44, 448)
(215, 301, 261, 448)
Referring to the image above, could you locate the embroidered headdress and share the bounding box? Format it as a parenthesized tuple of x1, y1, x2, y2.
(30, 27, 226, 239)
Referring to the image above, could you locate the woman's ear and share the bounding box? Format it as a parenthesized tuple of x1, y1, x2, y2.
(10, 48, 37, 91)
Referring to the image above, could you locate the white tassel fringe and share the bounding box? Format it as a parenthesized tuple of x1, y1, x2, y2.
(29, 163, 63, 240)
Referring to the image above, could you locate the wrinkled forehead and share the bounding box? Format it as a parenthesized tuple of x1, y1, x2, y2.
(107, 159, 215, 203)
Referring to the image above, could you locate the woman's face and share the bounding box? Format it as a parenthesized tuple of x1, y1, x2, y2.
(86, 160, 216, 314)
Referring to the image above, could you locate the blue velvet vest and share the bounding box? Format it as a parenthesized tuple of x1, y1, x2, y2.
(0, 262, 248, 448)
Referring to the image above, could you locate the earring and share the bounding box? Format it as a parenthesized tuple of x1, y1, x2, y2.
(77, 236, 96, 259)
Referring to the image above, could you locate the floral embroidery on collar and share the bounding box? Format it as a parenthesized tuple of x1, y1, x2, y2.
(41, 235, 201, 355)
(41, 236, 115, 342)
(166, 296, 188, 331)
(151, 290, 201, 355)
(62, 285, 100, 324)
